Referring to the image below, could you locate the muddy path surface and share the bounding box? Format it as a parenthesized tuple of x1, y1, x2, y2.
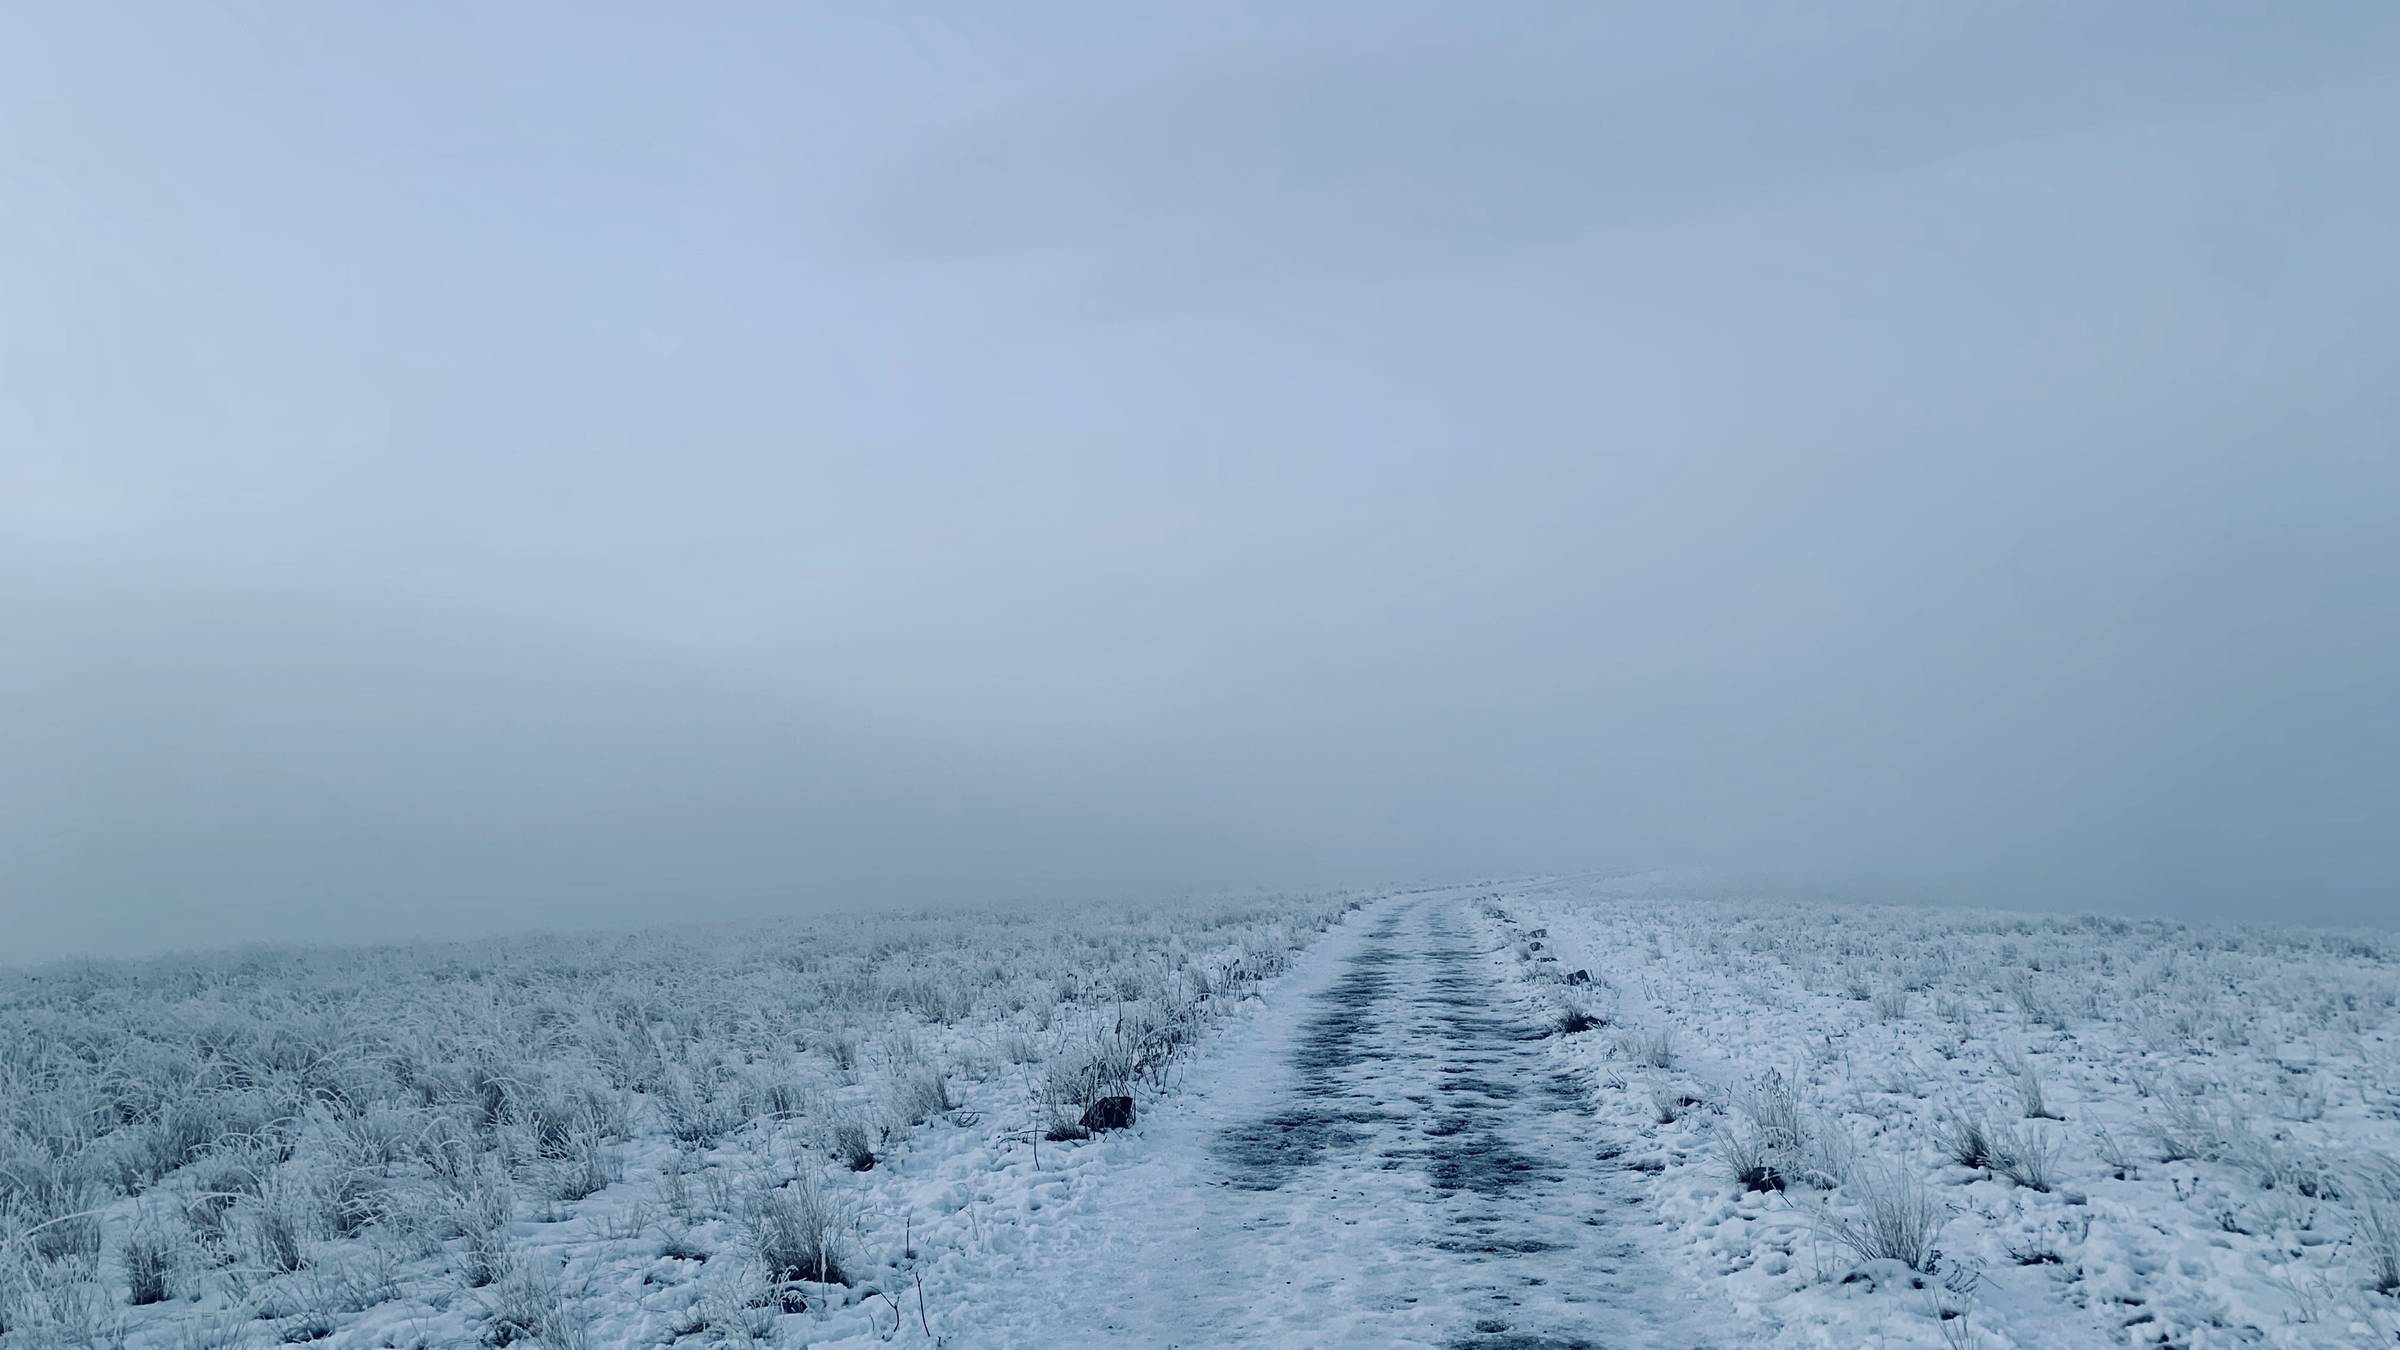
(832, 894, 1716, 1349)
(1211, 900, 1706, 1349)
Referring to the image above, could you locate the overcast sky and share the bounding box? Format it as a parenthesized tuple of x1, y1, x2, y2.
(5, 3, 2397, 960)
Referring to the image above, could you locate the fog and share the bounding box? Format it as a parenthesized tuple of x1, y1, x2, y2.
(5, 3, 2396, 960)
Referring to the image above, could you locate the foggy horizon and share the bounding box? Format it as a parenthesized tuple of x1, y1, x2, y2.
(7, 2, 2399, 963)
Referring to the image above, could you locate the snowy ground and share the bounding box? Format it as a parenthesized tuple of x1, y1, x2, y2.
(6, 875, 2397, 1347)
(0, 892, 1366, 1347)
(1491, 873, 2400, 1348)
(845, 891, 1718, 1348)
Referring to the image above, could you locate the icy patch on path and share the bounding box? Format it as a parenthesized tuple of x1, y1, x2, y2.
(828, 892, 1718, 1349)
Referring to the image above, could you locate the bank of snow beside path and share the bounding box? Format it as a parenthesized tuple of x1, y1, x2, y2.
(1488, 874, 2400, 1348)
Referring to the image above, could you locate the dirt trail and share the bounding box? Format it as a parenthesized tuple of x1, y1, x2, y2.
(832, 895, 1717, 1349)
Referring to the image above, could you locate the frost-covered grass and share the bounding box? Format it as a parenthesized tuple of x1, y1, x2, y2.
(1488, 874, 2400, 1348)
(0, 892, 1360, 1347)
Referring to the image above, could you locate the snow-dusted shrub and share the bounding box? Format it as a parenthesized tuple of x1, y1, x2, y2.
(110, 1098, 221, 1193)
(739, 1169, 850, 1288)
(317, 1160, 389, 1239)
(653, 1064, 743, 1147)
(235, 1169, 315, 1274)
(1812, 1164, 1949, 1273)
(544, 1132, 618, 1204)
(820, 1112, 877, 1172)
(1987, 1122, 2058, 1193)
(447, 1161, 515, 1289)
(477, 1256, 591, 1350)
(1035, 1059, 1098, 1142)
(1038, 1013, 1159, 1120)
(1737, 1071, 1807, 1158)
(23, 1266, 126, 1349)
(877, 1025, 923, 1069)
(2248, 1139, 2345, 1210)
(2143, 1085, 2253, 1165)
(1808, 1119, 1860, 1189)
(1552, 997, 1603, 1036)
(887, 1068, 956, 1126)
(741, 1059, 807, 1122)
(0, 1153, 102, 1263)
(1719, 1070, 1855, 1191)
(1650, 1085, 1695, 1124)
(120, 1218, 176, 1305)
(0, 1243, 27, 1341)
(821, 1029, 861, 1074)
(1997, 1046, 2060, 1121)
(1936, 1109, 1996, 1172)
(681, 1253, 778, 1342)
(1715, 1125, 1783, 1192)
(2355, 1157, 2400, 1297)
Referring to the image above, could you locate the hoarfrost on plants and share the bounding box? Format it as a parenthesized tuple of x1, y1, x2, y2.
(0, 891, 1359, 1347)
(1490, 873, 2400, 1347)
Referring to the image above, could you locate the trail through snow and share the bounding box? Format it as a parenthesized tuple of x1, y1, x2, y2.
(848, 894, 1722, 1348)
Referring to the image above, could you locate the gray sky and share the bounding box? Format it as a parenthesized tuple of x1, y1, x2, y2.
(5, 3, 2397, 959)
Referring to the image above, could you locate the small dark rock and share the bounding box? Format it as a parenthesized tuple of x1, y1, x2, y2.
(1738, 1164, 1785, 1194)
(1564, 969, 1592, 986)
(1080, 1096, 1136, 1132)
(1528, 928, 1548, 938)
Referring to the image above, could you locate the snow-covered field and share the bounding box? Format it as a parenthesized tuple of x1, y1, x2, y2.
(0, 891, 1362, 1347)
(1489, 874, 2400, 1347)
(6, 875, 2397, 1348)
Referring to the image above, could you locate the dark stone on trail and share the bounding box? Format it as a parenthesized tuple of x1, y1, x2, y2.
(1738, 1164, 1785, 1193)
(1526, 941, 1543, 951)
(1527, 928, 1547, 939)
(1564, 969, 1591, 986)
(1080, 1096, 1136, 1132)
